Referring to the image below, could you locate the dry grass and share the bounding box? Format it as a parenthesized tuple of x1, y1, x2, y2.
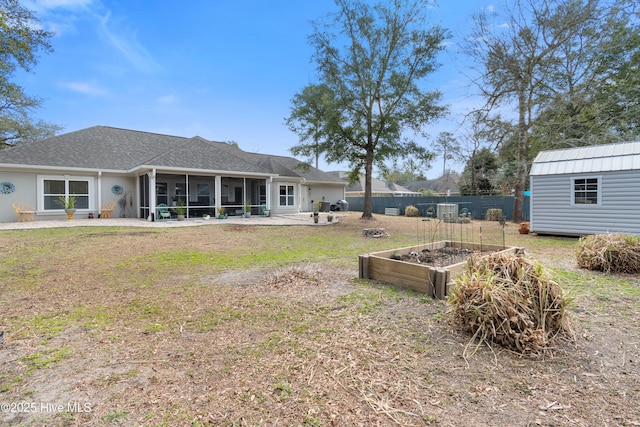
(575, 233, 640, 274)
(448, 253, 572, 358)
(0, 213, 638, 426)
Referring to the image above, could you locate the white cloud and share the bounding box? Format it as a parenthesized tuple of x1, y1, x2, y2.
(24, 0, 94, 13)
(44, 21, 74, 36)
(43, 0, 93, 7)
(60, 80, 108, 96)
(98, 11, 161, 74)
(28, 0, 160, 73)
(23, 0, 96, 36)
(157, 95, 177, 105)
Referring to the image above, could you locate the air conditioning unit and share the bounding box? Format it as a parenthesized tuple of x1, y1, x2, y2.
(437, 203, 458, 220)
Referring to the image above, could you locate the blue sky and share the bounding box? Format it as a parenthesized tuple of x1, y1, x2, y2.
(18, 0, 493, 177)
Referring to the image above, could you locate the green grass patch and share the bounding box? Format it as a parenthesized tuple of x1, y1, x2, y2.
(18, 305, 118, 339)
(554, 269, 640, 298)
(21, 346, 73, 371)
(103, 408, 129, 424)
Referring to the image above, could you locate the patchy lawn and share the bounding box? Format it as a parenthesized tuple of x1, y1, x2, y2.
(0, 212, 638, 426)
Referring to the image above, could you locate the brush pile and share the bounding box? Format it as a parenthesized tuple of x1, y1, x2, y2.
(485, 208, 503, 221)
(362, 228, 389, 238)
(262, 263, 321, 288)
(575, 233, 640, 274)
(404, 205, 419, 217)
(448, 253, 571, 356)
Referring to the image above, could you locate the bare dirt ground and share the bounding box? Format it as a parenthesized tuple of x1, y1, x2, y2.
(0, 212, 638, 426)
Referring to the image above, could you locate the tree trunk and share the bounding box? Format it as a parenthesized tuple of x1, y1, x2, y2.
(470, 153, 476, 195)
(442, 145, 447, 176)
(362, 147, 374, 219)
(513, 88, 527, 223)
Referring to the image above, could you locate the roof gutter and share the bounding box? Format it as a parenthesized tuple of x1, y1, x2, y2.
(128, 165, 280, 178)
(304, 180, 349, 186)
(0, 163, 127, 174)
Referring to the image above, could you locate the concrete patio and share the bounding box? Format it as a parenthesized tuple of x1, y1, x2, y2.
(0, 213, 341, 230)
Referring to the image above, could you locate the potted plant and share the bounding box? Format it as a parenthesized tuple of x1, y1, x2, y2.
(57, 195, 77, 220)
(218, 207, 226, 219)
(245, 201, 252, 218)
(327, 213, 334, 223)
(176, 201, 186, 220)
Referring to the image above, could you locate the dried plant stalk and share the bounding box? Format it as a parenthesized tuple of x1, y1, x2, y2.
(448, 253, 572, 357)
(575, 233, 640, 274)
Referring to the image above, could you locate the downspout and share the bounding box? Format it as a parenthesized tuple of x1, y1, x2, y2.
(185, 174, 190, 218)
(98, 171, 102, 216)
(265, 175, 273, 212)
(299, 179, 305, 213)
(268, 176, 273, 214)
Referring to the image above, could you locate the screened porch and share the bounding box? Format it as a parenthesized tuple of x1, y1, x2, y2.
(138, 173, 267, 220)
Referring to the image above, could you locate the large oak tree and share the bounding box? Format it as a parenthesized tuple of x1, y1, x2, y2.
(466, 0, 601, 222)
(286, 0, 448, 219)
(0, 0, 60, 148)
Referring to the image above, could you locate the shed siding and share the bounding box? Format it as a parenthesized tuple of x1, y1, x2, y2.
(531, 170, 640, 235)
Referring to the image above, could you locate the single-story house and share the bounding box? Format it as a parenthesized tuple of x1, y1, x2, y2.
(529, 141, 640, 236)
(404, 173, 460, 196)
(328, 171, 421, 197)
(0, 126, 347, 222)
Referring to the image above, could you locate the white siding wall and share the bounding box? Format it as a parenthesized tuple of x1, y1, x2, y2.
(530, 170, 640, 235)
(0, 171, 137, 222)
(101, 175, 136, 218)
(306, 185, 345, 212)
(0, 171, 37, 222)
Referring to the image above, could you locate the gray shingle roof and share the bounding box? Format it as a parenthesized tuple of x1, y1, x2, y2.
(143, 137, 264, 173)
(0, 126, 344, 183)
(0, 126, 183, 170)
(405, 174, 460, 193)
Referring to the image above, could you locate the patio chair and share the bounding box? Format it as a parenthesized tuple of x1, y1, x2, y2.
(100, 201, 115, 218)
(157, 203, 171, 221)
(12, 202, 36, 222)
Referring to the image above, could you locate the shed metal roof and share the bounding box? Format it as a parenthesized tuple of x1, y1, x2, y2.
(530, 141, 640, 176)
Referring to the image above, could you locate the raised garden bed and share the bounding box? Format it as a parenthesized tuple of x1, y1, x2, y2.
(358, 241, 523, 300)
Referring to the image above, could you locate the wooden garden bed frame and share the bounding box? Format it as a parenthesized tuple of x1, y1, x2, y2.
(358, 241, 523, 300)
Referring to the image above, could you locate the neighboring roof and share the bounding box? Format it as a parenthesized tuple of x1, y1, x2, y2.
(0, 126, 345, 184)
(405, 173, 460, 194)
(240, 151, 344, 183)
(530, 141, 640, 176)
(386, 182, 418, 194)
(329, 171, 420, 195)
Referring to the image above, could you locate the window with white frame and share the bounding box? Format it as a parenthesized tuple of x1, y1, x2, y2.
(278, 184, 295, 206)
(572, 177, 600, 205)
(39, 176, 93, 210)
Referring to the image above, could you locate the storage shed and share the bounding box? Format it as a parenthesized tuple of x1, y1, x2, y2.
(530, 141, 640, 236)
